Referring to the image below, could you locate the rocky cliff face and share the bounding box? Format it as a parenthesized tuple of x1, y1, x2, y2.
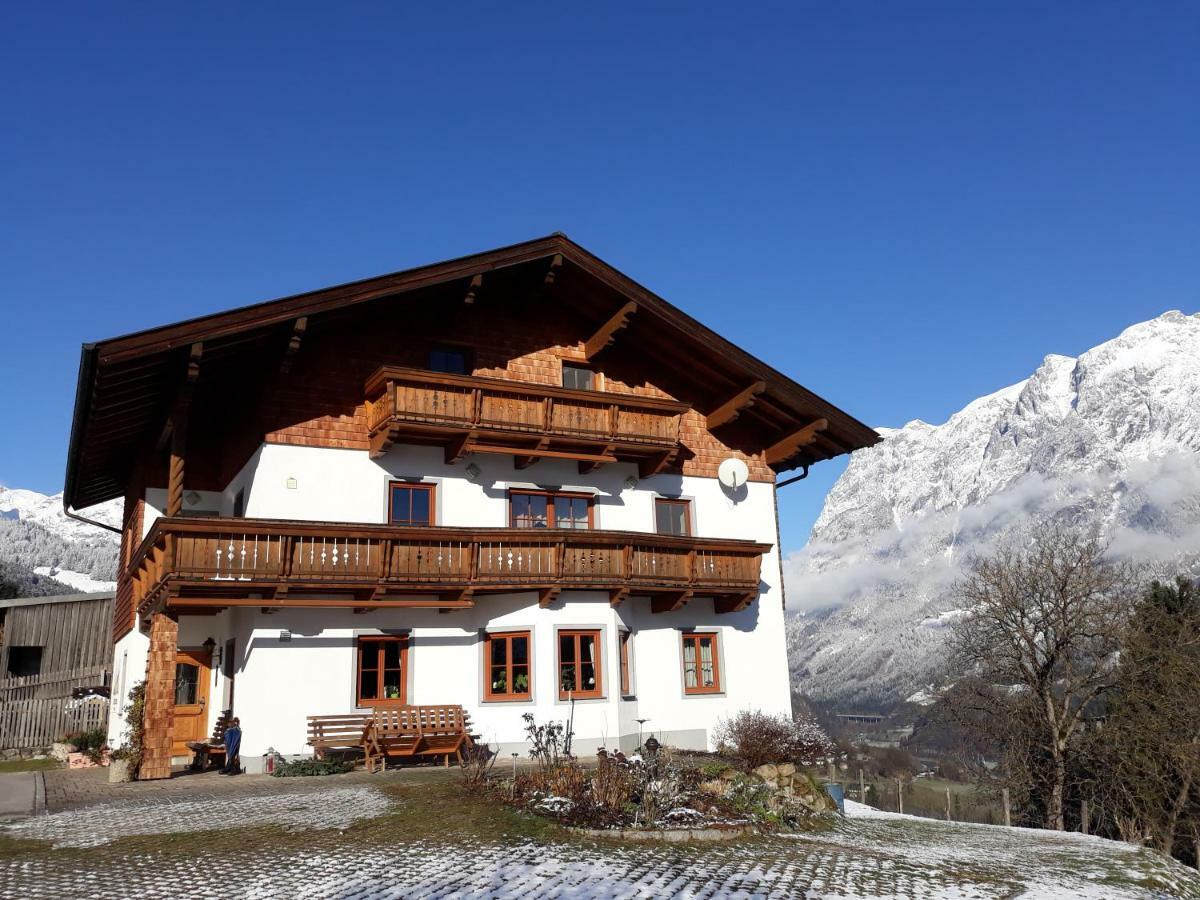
(786, 311, 1200, 706)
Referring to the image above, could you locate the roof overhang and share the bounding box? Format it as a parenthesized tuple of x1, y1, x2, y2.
(64, 233, 880, 511)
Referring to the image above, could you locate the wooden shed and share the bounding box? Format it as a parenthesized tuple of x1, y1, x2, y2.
(0, 592, 114, 749)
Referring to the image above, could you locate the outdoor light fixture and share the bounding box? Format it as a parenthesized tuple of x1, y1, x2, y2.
(279, 629, 292, 643)
(623, 476, 639, 491)
(465, 462, 482, 480)
(185, 491, 202, 506)
(286, 477, 298, 490)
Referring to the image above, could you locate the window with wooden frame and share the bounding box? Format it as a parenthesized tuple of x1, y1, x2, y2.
(655, 498, 691, 536)
(509, 490, 592, 529)
(356, 635, 409, 705)
(428, 345, 471, 375)
(388, 482, 435, 526)
(558, 629, 602, 699)
(619, 630, 632, 696)
(483, 631, 532, 701)
(681, 632, 721, 695)
(561, 363, 595, 390)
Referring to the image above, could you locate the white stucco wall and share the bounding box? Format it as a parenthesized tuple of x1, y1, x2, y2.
(119, 441, 793, 767)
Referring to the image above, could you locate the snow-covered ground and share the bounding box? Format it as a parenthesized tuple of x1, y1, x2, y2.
(31, 566, 115, 593)
(3, 788, 1195, 898)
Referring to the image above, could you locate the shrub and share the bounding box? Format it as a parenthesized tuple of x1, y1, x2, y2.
(62, 727, 107, 763)
(110, 682, 146, 775)
(459, 741, 497, 789)
(713, 709, 832, 771)
(272, 757, 355, 777)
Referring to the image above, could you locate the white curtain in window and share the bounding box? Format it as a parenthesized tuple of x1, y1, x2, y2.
(683, 640, 698, 688)
(581, 635, 595, 687)
(700, 638, 714, 687)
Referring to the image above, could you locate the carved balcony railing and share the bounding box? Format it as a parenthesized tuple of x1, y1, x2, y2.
(364, 367, 689, 475)
(128, 517, 770, 617)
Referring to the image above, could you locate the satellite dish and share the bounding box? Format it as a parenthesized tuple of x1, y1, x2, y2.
(718, 457, 749, 490)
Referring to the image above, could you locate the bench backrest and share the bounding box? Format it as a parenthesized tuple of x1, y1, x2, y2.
(307, 714, 371, 743)
(372, 704, 465, 736)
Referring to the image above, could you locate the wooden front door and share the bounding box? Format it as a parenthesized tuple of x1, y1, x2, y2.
(170, 648, 211, 756)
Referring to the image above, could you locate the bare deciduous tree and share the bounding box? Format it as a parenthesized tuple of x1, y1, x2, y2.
(948, 524, 1136, 830)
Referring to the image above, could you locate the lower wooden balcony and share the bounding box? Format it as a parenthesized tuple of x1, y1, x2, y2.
(364, 367, 689, 475)
(129, 517, 771, 618)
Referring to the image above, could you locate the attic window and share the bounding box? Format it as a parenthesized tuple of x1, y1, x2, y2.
(562, 363, 594, 391)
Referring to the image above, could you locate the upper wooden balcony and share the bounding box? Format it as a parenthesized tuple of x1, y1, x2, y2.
(364, 367, 689, 475)
(129, 516, 769, 619)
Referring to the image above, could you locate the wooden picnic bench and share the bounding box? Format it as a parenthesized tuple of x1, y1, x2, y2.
(186, 713, 232, 771)
(306, 714, 372, 759)
(362, 705, 473, 772)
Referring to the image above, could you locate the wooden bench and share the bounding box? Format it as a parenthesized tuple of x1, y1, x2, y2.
(362, 705, 472, 772)
(186, 714, 231, 771)
(306, 714, 372, 759)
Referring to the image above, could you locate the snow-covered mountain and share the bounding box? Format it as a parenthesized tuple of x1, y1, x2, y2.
(0, 487, 121, 595)
(786, 311, 1200, 707)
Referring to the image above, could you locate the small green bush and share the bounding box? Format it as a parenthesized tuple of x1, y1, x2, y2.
(62, 728, 107, 763)
(271, 757, 355, 778)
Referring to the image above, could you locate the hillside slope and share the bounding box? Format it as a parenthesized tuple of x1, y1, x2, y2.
(0, 487, 121, 594)
(786, 311, 1200, 705)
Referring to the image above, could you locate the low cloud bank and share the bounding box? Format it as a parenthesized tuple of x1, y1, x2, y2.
(784, 451, 1200, 614)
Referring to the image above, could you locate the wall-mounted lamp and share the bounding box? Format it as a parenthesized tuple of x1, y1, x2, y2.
(286, 477, 298, 490)
(185, 491, 202, 507)
(465, 463, 482, 481)
(623, 476, 639, 491)
(279, 629, 292, 643)
(203, 636, 221, 670)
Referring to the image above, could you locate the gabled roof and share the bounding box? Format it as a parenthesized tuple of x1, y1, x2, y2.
(64, 234, 879, 510)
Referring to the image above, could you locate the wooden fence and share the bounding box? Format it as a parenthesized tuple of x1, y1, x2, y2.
(0, 696, 110, 749)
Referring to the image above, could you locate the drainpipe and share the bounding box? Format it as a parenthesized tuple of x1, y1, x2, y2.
(775, 464, 810, 490)
(64, 506, 122, 535)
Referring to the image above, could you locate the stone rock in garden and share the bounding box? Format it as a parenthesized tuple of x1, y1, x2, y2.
(777, 763, 796, 777)
(754, 764, 779, 782)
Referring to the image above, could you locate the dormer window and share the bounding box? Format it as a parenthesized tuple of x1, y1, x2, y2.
(428, 346, 470, 375)
(561, 363, 595, 391)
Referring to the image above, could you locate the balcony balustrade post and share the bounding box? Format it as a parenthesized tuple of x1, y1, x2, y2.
(281, 536, 294, 580)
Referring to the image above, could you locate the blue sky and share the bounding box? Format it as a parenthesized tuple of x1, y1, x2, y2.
(1, 3, 1197, 553)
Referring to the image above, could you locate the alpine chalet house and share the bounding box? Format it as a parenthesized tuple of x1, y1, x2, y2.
(64, 235, 878, 777)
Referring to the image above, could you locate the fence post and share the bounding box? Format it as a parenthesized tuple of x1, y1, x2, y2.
(945, 786, 952, 821)
(1002, 787, 1011, 827)
(897, 778, 903, 814)
(1080, 799, 1089, 835)
(859, 768, 865, 804)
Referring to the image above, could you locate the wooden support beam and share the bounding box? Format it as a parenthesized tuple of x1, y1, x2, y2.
(470, 443, 616, 465)
(515, 437, 549, 470)
(544, 253, 563, 285)
(608, 587, 629, 607)
(764, 418, 828, 466)
(583, 301, 637, 359)
(638, 449, 676, 480)
(155, 342, 204, 451)
(444, 431, 476, 464)
(707, 381, 767, 430)
(651, 590, 693, 614)
(279, 316, 308, 374)
(463, 274, 483, 305)
(538, 586, 562, 609)
(714, 592, 757, 614)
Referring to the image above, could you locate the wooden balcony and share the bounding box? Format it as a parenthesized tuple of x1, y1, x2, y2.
(364, 367, 689, 475)
(129, 517, 770, 618)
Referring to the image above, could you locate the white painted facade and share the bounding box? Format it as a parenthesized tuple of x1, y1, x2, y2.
(108, 442, 792, 770)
